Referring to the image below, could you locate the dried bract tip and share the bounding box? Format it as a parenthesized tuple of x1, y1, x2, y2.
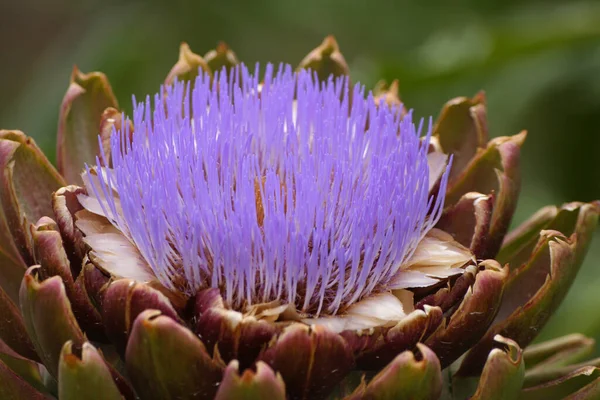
(204, 41, 240, 73)
(297, 35, 350, 81)
(165, 42, 211, 86)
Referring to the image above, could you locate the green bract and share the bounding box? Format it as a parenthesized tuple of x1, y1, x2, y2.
(0, 36, 599, 400)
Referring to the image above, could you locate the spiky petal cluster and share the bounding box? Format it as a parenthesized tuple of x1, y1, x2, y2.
(85, 65, 450, 316)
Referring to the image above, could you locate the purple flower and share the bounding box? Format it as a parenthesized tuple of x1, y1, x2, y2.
(4, 37, 600, 400)
(77, 64, 472, 330)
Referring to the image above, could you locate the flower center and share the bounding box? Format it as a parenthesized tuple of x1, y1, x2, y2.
(85, 65, 449, 317)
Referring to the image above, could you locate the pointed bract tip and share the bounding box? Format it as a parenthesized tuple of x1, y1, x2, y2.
(216, 41, 230, 53)
(298, 36, 349, 79)
(514, 129, 528, 146)
(179, 42, 192, 57)
(204, 41, 239, 72)
(70, 65, 81, 82)
(322, 35, 340, 54)
(473, 90, 487, 104)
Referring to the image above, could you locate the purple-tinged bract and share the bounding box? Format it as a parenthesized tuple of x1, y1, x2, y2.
(87, 64, 450, 316)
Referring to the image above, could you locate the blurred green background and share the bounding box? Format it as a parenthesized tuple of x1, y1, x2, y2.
(1, 0, 599, 343)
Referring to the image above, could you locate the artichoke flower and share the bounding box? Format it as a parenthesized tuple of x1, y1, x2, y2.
(0, 36, 599, 400)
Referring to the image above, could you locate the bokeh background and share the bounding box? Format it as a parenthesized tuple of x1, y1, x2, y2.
(1, 0, 599, 344)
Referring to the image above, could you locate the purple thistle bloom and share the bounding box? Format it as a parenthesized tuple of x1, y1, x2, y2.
(81, 64, 453, 318)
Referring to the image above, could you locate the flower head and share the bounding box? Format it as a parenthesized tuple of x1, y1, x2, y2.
(2, 37, 599, 400)
(77, 64, 457, 319)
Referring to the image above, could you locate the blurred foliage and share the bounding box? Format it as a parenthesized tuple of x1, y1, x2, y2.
(1, 0, 599, 345)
